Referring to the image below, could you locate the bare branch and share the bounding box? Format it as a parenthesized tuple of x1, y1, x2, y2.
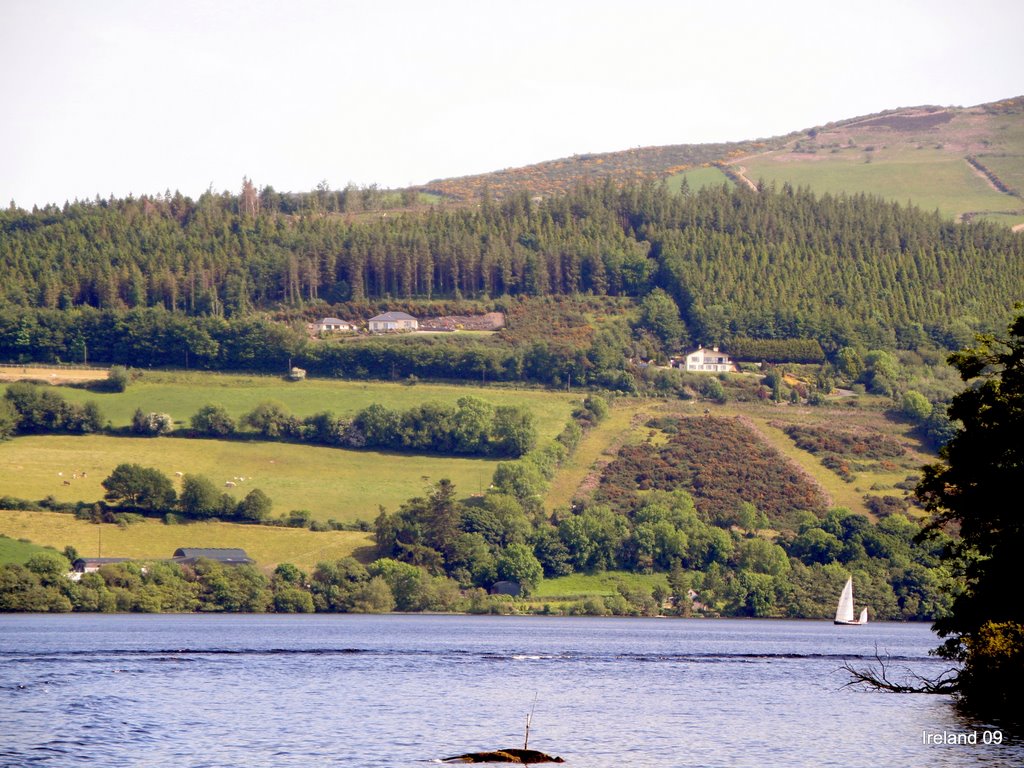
(840, 646, 959, 695)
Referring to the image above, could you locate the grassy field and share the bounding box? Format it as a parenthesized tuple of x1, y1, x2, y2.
(973, 212, 1024, 228)
(0, 510, 372, 573)
(544, 399, 652, 511)
(977, 154, 1024, 197)
(665, 166, 734, 192)
(0, 371, 577, 523)
(1, 370, 936, 565)
(0, 434, 502, 523)
(542, 388, 930, 521)
(45, 371, 575, 441)
(531, 571, 669, 601)
(740, 146, 1017, 221)
(0, 533, 61, 565)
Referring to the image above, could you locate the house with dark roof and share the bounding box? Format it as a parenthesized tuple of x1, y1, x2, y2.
(67, 549, 256, 581)
(368, 311, 418, 332)
(171, 548, 255, 566)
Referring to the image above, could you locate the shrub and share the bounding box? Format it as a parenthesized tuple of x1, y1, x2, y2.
(107, 366, 130, 392)
(131, 409, 174, 436)
(191, 404, 236, 437)
(901, 390, 933, 422)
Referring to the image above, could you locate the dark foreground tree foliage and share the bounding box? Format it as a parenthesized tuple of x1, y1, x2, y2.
(916, 312, 1024, 716)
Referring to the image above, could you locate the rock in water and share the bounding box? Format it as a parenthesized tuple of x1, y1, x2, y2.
(441, 748, 565, 763)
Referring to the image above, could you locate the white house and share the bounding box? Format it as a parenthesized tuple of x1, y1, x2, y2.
(368, 311, 418, 332)
(682, 346, 738, 373)
(313, 317, 356, 333)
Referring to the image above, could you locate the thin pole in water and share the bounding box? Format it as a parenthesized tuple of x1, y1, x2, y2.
(523, 693, 538, 750)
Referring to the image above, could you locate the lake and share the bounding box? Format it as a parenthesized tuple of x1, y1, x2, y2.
(1, 614, 1020, 767)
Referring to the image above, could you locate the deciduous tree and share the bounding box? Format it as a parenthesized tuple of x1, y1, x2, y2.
(916, 312, 1024, 714)
(102, 463, 177, 511)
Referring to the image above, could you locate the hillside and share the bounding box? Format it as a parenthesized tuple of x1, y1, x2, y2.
(3, 184, 1023, 375)
(0, 371, 576, 521)
(418, 136, 794, 201)
(420, 96, 1024, 226)
(0, 97, 1017, 618)
(0, 356, 959, 619)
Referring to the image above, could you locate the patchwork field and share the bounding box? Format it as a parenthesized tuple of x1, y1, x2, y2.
(0, 435, 501, 523)
(722, 104, 1024, 226)
(1, 369, 937, 565)
(47, 371, 576, 442)
(0, 371, 578, 522)
(546, 394, 934, 522)
(740, 146, 1017, 220)
(0, 510, 372, 573)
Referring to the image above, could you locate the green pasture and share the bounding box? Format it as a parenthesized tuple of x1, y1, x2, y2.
(976, 154, 1024, 197)
(666, 166, 734, 193)
(0, 533, 60, 565)
(740, 146, 1019, 221)
(0, 510, 372, 573)
(531, 571, 670, 600)
(43, 371, 575, 442)
(0, 434, 500, 523)
(974, 214, 1024, 228)
(972, 212, 1024, 228)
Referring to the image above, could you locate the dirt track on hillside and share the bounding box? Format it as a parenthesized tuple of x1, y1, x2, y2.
(0, 366, 107, 384)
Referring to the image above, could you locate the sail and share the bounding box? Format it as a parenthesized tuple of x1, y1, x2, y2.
(835, 577, 855, 623)
(858, 607, 868, 624)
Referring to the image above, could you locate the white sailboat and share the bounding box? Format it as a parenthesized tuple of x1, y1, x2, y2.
(834, 576, 868, 625)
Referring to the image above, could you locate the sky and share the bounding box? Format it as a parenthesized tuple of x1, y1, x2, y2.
(2, 0, 1023, 208)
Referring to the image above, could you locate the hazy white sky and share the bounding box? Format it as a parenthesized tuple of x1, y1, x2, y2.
(2, 0, 1022, 207)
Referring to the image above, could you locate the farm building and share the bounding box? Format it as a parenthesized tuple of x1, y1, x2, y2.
(313, 317, 356, 333)
(681, 346, 738, 373)
(368, 311, 418, 332)
(67, 549, 255, 579)
(489, 580, 522, 597)
(171, 548, 255, 566)
(71, 557, 132, 574)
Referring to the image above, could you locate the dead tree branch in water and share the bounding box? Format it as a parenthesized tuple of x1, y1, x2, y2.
(841, 646, 960, 695)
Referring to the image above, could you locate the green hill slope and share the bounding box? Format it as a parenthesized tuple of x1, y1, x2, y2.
(734, 99, 1024, 226)
(423, 96, 1024, 226)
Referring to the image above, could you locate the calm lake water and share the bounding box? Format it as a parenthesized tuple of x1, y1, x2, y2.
(1, 614, 1021, 767)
